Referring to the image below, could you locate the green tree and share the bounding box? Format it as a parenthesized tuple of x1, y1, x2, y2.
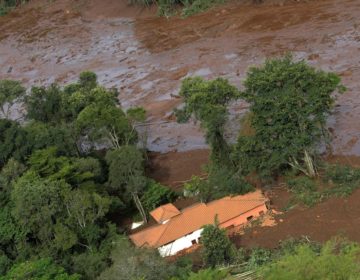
(105, 146, 148, 223)
(25, 84, 64, 123)
(98, 237, 176, 280)
(0, 80, 26, 119)
(11, 172, 70, 245)
(260, 239, 360, 280)
(76, 104, 134, 149)
(0, 258, 80, 280)
(236, 56, 344, 178)
(0, 119, 28, 166)
(175, 77, 239, 166)
(141, 180, 177, 212)
(24, 121, 79, 156)
(200, 220, 235, 267)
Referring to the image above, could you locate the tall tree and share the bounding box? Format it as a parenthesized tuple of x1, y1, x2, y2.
(105, 146, 148, 223)
(235, 56, 345, 178)
(175, 77, 239, 166)
(0, 80, 25, 119)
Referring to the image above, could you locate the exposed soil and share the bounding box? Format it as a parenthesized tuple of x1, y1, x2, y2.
(147, 149, 209, 191)
(239, 187, 360, 249)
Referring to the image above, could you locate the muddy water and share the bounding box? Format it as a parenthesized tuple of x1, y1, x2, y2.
(1, 0, 360, 154)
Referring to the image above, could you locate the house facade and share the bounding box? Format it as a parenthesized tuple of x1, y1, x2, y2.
(130, 190, 268, 257)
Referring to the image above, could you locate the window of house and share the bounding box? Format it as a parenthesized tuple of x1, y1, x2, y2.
(191, 239, 197, 245)
(246, 215, 254, 221)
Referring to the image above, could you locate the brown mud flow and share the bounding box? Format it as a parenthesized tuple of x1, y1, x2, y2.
(1, 0, 360, 154)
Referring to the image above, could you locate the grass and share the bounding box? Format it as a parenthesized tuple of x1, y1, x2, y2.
(285, 163, 360, 208)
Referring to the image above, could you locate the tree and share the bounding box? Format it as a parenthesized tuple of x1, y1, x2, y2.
(0, 119, 28, 166)
(260, 239, 360, 279)
(76, 104, 134, 149)
(24, 121, 79, 157)
(0, 80, 25, 119)
(140, 180, 177, 213)
(175, 77, 239, 166)
(25, 84, 64, 123)
(200, 219, 235, 267)
(0, 258, 80, 280)
(98, 237, 176, 280)
(236, 56, 344, 178)
(105, 146, 148, 223)
(11, 172, 70, 245)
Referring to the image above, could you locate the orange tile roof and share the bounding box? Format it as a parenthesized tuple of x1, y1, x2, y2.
(130, 190, 267, 248)
(150, 203, 181, 223)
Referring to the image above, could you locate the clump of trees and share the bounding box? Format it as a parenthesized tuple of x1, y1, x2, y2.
(178, 56, 345, 202)
(235, 55, 345, 179)
(0, 72, 179, 279)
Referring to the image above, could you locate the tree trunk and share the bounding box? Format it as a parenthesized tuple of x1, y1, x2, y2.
(132, 192, 148, 224)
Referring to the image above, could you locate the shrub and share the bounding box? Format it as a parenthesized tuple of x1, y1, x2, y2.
(259, 238, 360, 280)
(141, 180, 177, 212)
(286, 176, 321, 207)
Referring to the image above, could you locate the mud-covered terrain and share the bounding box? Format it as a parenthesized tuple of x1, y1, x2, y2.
(1, 0, 360, 154)
(1, 0, 360, 248)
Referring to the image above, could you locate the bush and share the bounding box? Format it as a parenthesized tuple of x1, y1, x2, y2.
(200, 222, 236, 267)
(141, 180, 177, 212)
(323, 164, 360, 197)
(259, 238, 360, 280)
(286, 176, 321, 207)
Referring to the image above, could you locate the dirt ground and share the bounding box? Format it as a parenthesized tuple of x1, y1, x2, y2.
(2, 0, 360, 248)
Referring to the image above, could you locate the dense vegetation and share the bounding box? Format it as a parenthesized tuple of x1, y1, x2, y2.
(0, 73, 179, 279)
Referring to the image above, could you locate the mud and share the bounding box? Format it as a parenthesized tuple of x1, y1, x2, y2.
(239, 187, 360, 249)
(1, 0, 360, 154)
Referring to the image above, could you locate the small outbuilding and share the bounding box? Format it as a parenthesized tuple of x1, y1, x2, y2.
(130, 190, 268, 257)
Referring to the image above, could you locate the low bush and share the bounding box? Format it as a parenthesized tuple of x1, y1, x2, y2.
(286, 176, 321, 207)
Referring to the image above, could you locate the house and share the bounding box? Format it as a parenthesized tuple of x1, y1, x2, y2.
(129, 190, 268, 257)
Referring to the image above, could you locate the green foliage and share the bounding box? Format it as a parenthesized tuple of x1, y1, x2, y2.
(0, 258, 80, 280)
(286, 176, 321, 207)
(236, 55, 344, 178)
(175, 77, 239, 166)
(322, 163, 360, 197)
(200, 222, 235, 267)
(0, 80, 26, 118)
(76, 103, 134, 149)
(259, 238, 360, 279)
(141, 180, 177, 212)
(181, 0, 224, 17)
(184, 166, 253, 202)
(106, 146, 148, 221)
(11, 172, 71, 245)
(0, 119, 28, 166)
(247, 248, 272, 269)
(24, 121, 78, 157)
(98, 237, 176, 280)
(25, 84, 64, 123)
(185, 268, 230, 280)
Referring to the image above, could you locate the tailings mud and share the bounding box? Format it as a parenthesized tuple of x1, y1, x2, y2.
(1, 0, 360, 154)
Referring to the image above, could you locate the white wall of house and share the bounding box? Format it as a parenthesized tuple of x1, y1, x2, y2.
(158, 228, 203, 257)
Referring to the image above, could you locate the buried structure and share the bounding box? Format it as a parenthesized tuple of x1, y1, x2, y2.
(130, 190, 269, 256)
